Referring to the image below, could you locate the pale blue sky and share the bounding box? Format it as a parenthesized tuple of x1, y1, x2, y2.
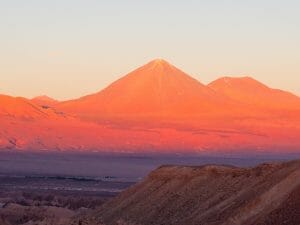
(0, 0, 299, 100)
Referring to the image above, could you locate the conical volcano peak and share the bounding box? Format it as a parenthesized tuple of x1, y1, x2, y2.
(151, 58, 169, 65)
(133, 59, 201, 83)
(58, 58, 225, 118)
(145, 58, 175, 71)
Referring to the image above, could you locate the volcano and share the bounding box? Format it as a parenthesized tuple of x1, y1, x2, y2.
(1, 59, 300, 152)
(208, 76, 300, 110)
(58, 59, 231, 121)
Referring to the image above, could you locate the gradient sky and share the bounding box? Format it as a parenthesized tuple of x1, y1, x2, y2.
(0, 0, 300, 100)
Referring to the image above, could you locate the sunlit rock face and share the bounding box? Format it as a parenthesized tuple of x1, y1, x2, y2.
(1, 59, 300, 152)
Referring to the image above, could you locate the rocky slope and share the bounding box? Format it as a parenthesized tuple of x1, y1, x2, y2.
(81, 159, 300, 225)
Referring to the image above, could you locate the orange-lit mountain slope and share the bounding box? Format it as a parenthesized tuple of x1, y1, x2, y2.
(208, 76, 300, 111)
(1, 112, 299, 152)
(1, 60, 300, 152)
(58, 59, 232, 120)
(0, 94, 60, 119)
(31, 95, 59, 107)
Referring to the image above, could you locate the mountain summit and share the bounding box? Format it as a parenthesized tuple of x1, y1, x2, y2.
(208, 76, 300, 109)
(59, 59, 228, 120)
(31, 95, 58, 107)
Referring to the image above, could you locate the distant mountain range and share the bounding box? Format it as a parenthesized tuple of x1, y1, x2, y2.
(1, 59, 300, 152)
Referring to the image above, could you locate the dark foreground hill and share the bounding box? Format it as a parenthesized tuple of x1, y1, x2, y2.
(75, 159, 300, 225)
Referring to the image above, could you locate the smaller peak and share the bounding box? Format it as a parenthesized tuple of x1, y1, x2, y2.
(32, 95, 57, 101)
(31, 95, 58, 107)
(238, 76, 257, 81)
(226, 76, 265, 85)
(209, 76, 269, 90)
(34, 95, 47, 99)
(219, 76, 254, 81)
(212, 76, 259, 85)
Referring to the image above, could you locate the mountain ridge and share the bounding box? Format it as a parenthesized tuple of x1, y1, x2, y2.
(31, 95, 59, 107)
(73, 159, 300, 225)
(1, 59, 300, 152)
(57, 59, 234, 120)
(208, 76, 300, 109)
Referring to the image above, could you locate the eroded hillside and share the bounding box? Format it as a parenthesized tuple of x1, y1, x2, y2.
(77, 160, 300, 225)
